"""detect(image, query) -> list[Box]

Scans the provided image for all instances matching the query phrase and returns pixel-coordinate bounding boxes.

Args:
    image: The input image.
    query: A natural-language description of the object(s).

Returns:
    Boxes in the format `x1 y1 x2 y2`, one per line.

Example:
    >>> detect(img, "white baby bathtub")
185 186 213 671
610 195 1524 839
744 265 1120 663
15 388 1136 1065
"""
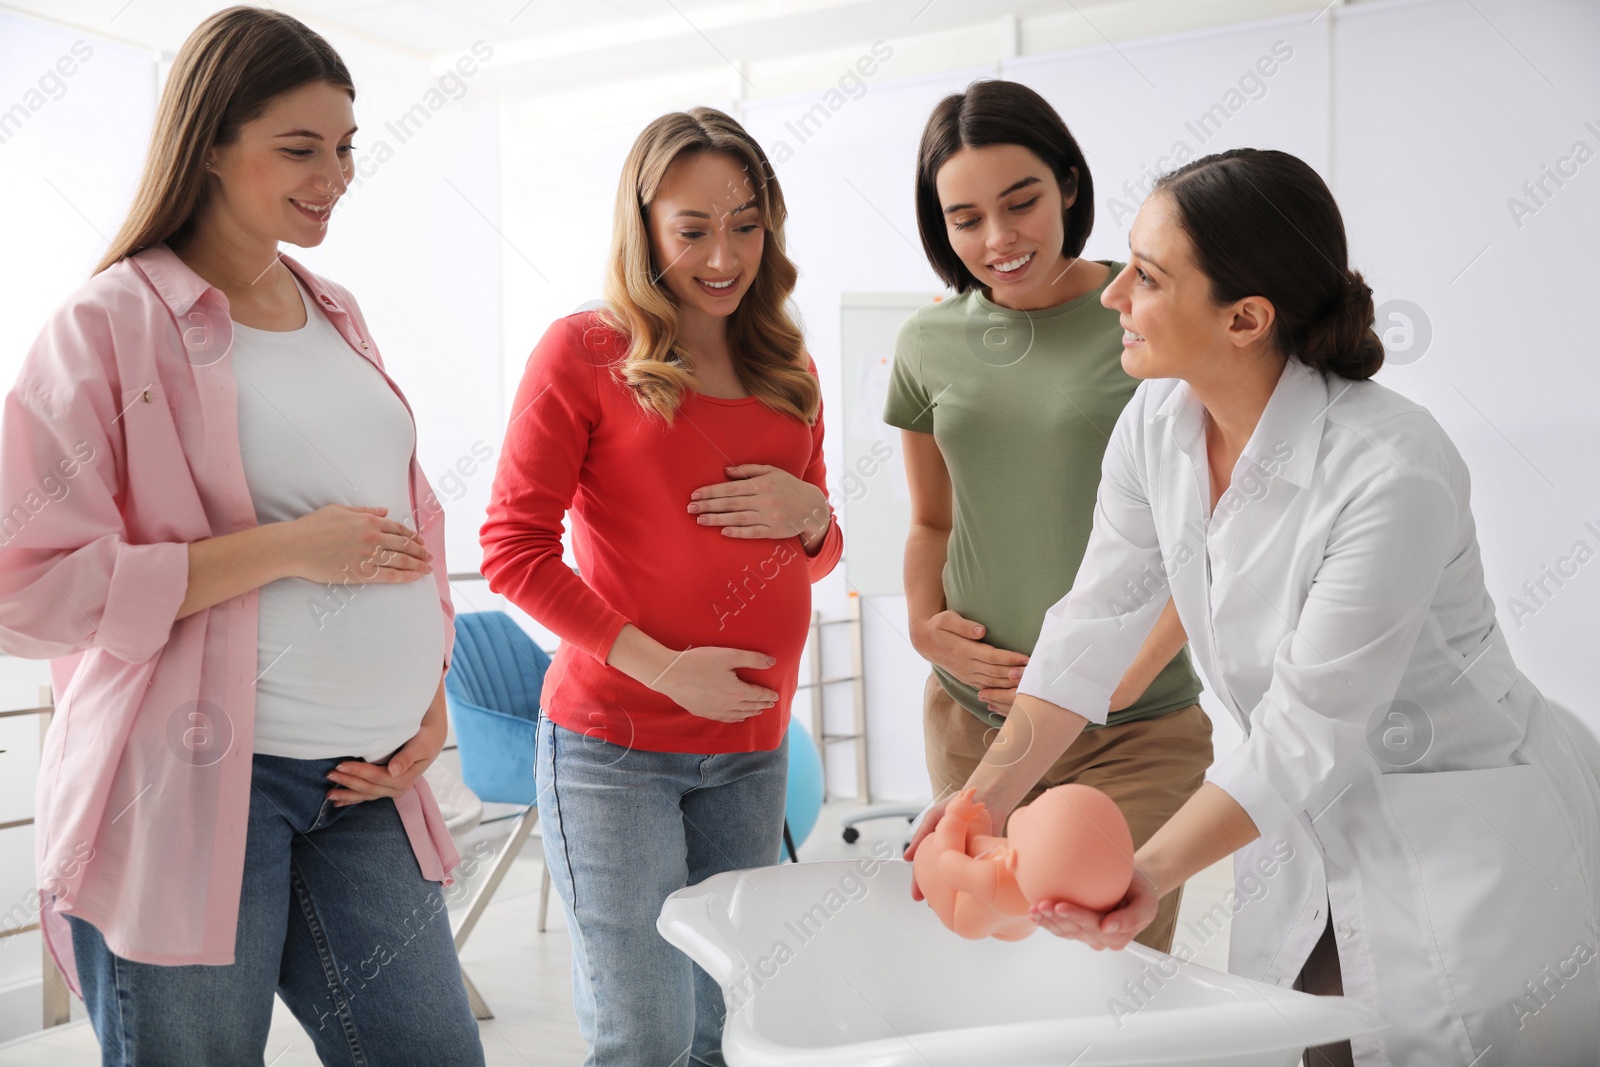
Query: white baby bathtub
657 859 1385 1067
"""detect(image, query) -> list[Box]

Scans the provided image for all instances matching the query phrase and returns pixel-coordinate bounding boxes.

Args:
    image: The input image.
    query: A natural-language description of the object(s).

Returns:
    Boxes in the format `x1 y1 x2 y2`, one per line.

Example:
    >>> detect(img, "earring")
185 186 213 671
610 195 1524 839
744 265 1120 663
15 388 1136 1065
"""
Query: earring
204 162 212 169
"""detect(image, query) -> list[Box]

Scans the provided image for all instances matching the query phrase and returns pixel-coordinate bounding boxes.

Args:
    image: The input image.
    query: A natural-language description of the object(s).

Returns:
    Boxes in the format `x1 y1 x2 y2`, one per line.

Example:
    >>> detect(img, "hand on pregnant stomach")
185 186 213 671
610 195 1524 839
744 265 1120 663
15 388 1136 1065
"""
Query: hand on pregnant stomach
912 610 1028 715
288 504 433 585
688 464 828 541
653 646 781 723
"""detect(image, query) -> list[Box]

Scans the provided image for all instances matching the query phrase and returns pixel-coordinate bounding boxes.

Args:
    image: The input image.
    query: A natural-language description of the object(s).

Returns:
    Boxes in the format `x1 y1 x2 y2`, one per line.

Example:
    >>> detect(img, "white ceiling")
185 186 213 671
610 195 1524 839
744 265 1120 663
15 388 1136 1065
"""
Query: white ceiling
3 0 1340 97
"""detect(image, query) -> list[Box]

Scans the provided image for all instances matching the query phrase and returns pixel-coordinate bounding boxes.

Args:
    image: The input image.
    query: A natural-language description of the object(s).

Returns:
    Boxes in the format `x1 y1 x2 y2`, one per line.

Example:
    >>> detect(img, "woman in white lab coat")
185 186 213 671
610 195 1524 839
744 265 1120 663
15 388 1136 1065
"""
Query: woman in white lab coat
905 148 1600 1066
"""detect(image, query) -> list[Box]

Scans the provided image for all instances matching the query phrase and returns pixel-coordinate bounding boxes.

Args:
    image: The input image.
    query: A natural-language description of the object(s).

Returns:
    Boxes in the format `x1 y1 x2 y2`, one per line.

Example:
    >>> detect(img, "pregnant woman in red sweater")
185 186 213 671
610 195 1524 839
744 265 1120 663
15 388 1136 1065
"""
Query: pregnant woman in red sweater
480 108 842 1065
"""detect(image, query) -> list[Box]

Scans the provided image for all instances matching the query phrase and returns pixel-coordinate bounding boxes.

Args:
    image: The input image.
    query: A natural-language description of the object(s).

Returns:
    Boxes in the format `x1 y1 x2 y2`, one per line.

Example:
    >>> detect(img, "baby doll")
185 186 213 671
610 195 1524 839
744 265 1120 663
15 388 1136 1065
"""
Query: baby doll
912 784 1134 940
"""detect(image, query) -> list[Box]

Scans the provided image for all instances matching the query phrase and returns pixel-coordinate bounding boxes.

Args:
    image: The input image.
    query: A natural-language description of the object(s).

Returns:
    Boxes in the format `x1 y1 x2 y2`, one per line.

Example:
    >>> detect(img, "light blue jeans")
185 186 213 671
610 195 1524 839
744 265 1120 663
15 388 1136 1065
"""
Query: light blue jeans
536 714 788 1067
68 753 485 1067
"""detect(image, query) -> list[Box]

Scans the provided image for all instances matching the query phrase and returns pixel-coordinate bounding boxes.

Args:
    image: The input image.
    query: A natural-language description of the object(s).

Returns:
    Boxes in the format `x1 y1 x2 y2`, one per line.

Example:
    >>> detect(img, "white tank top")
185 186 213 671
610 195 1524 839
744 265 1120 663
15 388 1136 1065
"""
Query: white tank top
231 278 444 761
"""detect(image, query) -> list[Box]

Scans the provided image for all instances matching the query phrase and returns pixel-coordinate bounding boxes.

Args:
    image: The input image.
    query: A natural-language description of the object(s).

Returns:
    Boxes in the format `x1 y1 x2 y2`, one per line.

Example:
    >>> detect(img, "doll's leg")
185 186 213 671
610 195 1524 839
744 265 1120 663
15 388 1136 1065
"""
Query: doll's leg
936 848 1001 903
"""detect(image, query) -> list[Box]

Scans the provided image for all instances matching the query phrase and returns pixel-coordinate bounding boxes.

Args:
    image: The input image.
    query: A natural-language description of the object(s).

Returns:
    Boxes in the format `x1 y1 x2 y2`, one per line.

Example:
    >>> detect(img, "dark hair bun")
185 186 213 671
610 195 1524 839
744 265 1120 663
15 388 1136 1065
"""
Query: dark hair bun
1297 269 1384 381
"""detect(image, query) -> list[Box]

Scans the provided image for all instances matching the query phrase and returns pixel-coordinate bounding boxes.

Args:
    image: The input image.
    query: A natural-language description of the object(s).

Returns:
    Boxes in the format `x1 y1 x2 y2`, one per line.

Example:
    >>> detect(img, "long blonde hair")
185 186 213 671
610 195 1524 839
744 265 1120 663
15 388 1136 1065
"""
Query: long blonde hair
602 108 818 424
94 6 353 275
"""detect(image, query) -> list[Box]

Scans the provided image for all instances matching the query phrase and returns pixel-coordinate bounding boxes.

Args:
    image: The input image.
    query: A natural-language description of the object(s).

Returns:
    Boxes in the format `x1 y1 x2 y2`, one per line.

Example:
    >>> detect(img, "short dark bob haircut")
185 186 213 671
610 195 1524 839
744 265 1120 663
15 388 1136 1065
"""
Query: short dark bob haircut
914 79 1095 293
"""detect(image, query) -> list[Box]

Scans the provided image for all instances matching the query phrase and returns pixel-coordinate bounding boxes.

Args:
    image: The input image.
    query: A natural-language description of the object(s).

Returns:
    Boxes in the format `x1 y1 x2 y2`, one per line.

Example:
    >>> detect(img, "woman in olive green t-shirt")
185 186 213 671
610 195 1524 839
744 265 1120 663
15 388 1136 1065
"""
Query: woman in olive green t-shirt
886 80 1210 953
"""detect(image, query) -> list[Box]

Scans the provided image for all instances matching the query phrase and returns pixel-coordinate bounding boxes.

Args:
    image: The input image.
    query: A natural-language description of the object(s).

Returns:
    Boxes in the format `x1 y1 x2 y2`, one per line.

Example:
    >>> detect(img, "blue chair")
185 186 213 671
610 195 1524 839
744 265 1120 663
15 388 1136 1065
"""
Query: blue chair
443 611 551 1020
446 611 548 809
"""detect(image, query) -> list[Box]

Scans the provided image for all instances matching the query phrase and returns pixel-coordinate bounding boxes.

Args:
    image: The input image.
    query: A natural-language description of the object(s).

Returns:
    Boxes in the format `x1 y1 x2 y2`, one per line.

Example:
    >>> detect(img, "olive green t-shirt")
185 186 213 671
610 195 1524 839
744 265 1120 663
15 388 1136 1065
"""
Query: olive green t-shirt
883 262 1202 730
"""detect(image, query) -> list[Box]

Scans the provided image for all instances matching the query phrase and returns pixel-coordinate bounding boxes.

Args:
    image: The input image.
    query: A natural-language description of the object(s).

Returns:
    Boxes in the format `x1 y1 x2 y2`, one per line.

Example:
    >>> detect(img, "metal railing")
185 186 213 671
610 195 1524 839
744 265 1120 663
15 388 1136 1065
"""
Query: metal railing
0 687 73 1029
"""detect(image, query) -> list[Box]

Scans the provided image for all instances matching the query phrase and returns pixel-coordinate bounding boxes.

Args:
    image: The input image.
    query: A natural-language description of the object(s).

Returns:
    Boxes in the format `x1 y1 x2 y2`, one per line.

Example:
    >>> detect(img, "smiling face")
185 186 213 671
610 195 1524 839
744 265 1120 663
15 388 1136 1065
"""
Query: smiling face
1101 191 1275 383
934 143 1077 310
202 80 356 250
646 150 764 322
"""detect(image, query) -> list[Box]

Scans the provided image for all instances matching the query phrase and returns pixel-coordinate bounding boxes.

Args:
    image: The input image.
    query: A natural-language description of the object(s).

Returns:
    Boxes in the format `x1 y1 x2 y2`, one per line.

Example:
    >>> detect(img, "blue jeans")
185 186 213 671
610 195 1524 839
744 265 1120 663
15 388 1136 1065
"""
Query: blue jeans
536 715 788 1067
68 753 485 1067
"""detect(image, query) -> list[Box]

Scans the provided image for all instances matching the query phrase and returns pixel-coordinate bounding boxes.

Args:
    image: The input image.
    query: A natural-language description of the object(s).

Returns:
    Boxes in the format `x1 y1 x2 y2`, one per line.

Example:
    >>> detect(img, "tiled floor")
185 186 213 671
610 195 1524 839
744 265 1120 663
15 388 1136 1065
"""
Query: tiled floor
0 801 1239 1066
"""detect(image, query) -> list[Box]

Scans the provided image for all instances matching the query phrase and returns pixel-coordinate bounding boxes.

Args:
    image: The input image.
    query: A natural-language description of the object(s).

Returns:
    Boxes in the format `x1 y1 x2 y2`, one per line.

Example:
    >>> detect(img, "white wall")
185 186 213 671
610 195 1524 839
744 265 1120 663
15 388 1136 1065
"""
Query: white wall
0 11 155 395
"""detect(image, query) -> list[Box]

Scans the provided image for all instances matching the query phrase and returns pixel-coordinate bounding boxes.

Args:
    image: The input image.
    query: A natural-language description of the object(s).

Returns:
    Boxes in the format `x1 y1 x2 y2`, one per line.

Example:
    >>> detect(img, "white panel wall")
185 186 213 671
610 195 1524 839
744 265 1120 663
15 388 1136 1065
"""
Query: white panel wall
1005 13 1331 250
1331 0 1600 721
0 12 156 408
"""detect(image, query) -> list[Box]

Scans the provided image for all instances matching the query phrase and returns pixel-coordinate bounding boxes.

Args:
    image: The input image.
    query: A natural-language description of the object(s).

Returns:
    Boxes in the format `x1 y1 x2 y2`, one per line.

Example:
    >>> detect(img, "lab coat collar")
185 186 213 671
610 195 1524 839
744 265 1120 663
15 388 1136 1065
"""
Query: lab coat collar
1153 379 1207 457
1241 358 1335 489
1152 358 1333 489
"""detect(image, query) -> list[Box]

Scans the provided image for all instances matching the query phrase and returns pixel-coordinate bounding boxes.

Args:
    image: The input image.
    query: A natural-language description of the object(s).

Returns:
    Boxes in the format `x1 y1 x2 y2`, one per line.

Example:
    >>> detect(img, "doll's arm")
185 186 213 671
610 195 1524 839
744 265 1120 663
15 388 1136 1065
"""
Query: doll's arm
968 835 1030 915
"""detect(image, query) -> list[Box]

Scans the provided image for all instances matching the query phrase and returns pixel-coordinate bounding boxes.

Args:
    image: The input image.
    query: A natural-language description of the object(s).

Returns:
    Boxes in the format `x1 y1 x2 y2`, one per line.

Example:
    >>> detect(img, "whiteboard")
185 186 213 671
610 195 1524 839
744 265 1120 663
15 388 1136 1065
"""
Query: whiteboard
839 292 945 597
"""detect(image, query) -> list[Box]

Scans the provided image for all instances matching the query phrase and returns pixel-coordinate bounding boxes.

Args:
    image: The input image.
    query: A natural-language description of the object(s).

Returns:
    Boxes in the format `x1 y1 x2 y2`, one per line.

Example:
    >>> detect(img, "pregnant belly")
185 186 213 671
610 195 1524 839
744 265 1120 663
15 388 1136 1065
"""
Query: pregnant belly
254 574 445 718
610 538 815 660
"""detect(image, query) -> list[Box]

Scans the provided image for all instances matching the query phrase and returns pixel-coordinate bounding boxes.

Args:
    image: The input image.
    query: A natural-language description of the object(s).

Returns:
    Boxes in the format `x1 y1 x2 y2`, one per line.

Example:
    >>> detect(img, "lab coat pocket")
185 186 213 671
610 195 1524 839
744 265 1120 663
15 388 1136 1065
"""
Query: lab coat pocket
1382 764 1599 1061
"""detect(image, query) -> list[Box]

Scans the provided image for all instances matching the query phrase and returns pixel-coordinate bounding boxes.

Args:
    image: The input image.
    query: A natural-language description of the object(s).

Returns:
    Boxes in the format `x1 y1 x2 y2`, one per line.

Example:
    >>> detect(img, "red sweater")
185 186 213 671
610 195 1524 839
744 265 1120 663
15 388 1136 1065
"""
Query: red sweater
481 313 843 754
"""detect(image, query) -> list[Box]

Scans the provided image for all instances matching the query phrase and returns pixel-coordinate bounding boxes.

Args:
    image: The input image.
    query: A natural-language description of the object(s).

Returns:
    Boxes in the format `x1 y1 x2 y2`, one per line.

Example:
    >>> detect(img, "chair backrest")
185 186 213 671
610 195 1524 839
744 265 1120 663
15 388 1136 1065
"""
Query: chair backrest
446 611 551 721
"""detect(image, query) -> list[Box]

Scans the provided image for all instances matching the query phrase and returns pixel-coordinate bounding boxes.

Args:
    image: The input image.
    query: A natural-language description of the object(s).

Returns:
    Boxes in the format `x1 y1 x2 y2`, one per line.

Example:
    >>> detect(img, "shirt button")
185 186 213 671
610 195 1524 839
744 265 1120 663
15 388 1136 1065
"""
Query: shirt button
1336 921 1354 939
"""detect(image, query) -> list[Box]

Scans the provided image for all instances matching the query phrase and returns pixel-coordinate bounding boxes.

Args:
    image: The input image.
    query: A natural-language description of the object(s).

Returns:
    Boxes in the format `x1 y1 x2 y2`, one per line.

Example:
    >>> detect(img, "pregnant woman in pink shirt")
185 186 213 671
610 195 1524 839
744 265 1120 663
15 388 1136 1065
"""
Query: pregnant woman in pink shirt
0 9 482 1065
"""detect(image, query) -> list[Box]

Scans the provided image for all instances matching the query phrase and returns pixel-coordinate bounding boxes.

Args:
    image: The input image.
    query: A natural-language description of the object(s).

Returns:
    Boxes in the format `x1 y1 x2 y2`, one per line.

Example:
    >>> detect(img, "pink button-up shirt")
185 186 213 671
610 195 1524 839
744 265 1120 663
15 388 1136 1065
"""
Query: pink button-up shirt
0 244 460 986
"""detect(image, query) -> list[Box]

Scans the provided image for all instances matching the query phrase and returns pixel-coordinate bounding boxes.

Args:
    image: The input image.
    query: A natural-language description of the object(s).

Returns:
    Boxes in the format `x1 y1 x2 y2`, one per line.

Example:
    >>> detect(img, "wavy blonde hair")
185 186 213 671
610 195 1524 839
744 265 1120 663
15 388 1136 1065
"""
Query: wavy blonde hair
602 107 818 424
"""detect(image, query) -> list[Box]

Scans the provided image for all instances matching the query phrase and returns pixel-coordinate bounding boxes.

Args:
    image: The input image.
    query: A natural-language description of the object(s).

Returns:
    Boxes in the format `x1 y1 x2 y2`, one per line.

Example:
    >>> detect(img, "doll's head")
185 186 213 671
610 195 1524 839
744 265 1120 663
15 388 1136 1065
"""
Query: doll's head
1006 784 1134 912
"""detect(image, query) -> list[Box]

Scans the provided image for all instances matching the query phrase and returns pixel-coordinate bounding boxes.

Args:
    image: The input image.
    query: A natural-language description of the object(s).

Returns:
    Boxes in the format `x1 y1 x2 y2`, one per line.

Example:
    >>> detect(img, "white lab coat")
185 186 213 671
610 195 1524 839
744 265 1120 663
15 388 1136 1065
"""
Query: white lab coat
1018 358 1600 1066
